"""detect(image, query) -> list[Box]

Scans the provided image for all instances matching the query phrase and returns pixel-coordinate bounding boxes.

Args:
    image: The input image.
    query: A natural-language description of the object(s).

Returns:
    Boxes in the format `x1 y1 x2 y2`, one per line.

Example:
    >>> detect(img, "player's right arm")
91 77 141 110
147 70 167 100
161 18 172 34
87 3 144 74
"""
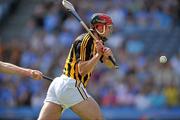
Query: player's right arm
78 40 104 76
0 61 42 80
78 53 101 76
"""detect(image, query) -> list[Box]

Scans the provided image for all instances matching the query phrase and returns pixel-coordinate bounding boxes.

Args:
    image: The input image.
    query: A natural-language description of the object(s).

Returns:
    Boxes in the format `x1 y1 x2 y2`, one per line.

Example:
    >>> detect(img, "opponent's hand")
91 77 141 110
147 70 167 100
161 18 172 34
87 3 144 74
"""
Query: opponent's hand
30 70 43 80
96 40 104 55
103 47 113 58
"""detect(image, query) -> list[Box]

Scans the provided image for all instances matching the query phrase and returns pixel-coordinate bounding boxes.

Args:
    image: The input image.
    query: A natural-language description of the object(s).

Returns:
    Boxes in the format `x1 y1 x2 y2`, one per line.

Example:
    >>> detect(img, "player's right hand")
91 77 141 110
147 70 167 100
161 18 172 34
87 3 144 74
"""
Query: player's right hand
96 40 104 55
102 47 113 58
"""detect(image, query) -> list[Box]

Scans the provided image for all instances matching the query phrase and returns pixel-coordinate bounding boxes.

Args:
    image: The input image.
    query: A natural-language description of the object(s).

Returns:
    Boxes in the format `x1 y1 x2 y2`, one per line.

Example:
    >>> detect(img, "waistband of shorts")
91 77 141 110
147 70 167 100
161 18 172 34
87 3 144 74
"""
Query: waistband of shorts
61 74 76 82
61 74 68 78
61 74 83 88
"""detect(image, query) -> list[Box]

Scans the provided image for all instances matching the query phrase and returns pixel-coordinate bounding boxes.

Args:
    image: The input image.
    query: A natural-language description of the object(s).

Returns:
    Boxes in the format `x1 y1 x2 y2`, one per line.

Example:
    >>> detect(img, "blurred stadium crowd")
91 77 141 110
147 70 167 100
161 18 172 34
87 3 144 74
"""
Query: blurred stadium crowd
0 0 180 111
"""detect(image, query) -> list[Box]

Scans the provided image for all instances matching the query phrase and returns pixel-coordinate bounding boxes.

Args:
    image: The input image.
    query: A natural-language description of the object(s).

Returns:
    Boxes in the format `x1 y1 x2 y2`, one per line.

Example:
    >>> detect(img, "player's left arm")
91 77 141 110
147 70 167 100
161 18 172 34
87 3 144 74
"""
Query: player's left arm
100 47 117 69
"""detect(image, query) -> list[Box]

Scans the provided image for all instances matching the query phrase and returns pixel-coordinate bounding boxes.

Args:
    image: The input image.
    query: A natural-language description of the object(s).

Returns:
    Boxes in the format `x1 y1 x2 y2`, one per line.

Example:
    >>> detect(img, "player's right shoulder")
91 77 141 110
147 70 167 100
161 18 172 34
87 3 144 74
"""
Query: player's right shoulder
75 33 87 42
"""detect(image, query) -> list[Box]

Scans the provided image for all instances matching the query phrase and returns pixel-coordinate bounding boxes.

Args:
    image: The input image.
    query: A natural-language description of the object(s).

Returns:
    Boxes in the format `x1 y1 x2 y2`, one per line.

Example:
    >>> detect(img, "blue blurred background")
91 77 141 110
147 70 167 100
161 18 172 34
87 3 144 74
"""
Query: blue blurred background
0 0 180 119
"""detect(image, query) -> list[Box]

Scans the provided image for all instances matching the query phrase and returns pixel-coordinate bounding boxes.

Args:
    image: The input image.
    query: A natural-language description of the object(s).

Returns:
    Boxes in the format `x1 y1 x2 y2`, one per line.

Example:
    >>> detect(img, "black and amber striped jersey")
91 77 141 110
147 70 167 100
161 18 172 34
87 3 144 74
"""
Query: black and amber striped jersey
63 33 97 88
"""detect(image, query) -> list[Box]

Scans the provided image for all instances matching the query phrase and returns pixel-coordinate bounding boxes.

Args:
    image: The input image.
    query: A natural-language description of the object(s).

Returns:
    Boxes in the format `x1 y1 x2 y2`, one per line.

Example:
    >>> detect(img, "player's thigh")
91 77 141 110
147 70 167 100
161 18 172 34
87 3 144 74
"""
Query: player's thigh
38 101 63 120
71 97 103 120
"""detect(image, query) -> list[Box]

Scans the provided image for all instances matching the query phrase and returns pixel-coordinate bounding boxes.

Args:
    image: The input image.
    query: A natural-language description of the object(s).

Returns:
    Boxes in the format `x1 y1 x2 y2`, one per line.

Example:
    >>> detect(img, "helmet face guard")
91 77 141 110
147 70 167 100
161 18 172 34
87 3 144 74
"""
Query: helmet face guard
91 13 113 42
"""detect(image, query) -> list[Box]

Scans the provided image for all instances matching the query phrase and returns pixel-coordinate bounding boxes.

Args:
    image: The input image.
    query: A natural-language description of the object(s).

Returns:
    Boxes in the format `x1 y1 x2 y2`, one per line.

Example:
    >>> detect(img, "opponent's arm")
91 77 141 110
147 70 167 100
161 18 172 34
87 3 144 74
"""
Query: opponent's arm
0 61 42 80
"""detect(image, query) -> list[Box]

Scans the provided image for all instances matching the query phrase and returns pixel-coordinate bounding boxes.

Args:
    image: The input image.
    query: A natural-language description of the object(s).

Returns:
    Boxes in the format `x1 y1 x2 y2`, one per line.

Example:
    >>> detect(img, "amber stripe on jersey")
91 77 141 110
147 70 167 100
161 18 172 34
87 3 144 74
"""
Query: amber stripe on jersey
80 34 90 61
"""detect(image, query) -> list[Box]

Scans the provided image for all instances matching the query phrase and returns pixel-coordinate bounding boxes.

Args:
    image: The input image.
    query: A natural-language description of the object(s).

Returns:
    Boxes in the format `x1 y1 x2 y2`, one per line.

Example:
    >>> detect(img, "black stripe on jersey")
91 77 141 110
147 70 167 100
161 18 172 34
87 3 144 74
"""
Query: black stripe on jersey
83 74 88 85
80 34 90 61
67 47 74 76
85 38 93 60
67 63 71 77
69 47 74 62
74 40 81 62
78 73 82 82
73 62 77 80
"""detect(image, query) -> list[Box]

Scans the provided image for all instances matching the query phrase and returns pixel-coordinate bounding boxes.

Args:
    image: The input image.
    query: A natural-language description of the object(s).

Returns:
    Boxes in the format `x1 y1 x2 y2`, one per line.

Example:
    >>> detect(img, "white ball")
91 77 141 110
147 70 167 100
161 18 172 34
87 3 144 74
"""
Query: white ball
159 56 167 63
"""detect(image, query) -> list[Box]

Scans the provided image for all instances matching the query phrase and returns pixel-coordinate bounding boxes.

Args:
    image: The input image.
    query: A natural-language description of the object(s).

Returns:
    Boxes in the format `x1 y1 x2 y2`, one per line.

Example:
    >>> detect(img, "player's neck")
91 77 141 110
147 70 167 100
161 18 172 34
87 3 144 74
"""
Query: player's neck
93 32 101 40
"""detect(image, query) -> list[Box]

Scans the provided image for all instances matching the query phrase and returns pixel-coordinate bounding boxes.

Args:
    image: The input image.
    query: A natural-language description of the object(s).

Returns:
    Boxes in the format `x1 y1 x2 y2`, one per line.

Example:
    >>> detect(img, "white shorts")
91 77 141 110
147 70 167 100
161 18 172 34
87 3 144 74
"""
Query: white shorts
44 74 90 110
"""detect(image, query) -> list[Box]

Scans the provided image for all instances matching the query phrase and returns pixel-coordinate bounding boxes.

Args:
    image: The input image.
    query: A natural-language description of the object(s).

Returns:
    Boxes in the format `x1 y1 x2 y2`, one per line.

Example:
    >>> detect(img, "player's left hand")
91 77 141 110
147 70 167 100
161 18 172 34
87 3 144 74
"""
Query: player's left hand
103 47 113 58
96 40 105 55
31 70 43 80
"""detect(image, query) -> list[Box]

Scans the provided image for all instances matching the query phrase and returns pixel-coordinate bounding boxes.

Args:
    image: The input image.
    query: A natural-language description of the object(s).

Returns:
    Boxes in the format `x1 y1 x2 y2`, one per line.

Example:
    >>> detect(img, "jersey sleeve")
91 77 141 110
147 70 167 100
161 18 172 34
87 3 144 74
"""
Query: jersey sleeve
74 34 93 62
75 42 81 62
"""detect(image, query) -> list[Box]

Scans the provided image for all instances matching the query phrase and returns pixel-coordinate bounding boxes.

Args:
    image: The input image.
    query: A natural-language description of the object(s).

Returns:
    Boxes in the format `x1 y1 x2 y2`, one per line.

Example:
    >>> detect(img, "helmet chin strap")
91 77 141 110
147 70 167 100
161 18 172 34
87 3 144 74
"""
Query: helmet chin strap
95 25 106 35
93 25 108 42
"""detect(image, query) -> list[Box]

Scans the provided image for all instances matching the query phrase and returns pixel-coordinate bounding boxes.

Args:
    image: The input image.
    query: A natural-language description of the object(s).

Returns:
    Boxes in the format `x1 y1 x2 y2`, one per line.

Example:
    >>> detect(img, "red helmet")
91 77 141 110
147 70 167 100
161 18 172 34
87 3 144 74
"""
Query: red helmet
91 13 113 26
90 13 113 41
